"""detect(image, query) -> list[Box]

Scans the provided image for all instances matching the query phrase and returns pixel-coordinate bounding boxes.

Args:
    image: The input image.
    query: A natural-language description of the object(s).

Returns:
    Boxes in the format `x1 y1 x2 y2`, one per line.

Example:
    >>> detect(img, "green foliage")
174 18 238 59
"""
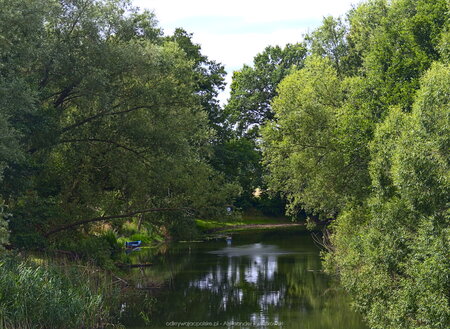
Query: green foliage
262 57 371 218
0 0 238 251
346 0 388 70
439 27 450 63
326 62 450 329
252 192 286 217
358 0 448 111
54 233 121 269
211 138 261 203
260 2 450 328
305 16 354 75
0 201 9 250
226 43 307 136
0 254 114 328
166 28 227 140
168 215 199 241
220 41 309 212
217 43 308 209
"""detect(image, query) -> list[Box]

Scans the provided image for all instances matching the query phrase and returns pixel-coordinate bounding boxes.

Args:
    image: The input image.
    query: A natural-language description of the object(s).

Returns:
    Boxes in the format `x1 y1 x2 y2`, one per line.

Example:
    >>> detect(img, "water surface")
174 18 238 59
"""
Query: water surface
121 229 368 329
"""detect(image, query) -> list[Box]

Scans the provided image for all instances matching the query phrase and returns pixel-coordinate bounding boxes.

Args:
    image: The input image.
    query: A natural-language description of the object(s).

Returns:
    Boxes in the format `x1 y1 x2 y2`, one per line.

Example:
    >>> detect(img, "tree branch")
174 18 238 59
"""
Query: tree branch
54 84 78 108
28 137 152 167
59 138 146 159
44 207 191 237
60 100 187 134
60 105 152 133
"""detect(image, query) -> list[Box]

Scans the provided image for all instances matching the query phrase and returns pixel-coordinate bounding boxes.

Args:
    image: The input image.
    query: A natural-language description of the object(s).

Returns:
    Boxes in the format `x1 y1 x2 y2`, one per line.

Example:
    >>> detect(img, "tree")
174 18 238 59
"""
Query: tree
359 0 448 112
167 28 228 141
327 62 450 329
0 0 238 246
345 0 388 73
262 57 372 219
219 43 307 209
225 43 307 137
210 138 261 207
305 16 353 76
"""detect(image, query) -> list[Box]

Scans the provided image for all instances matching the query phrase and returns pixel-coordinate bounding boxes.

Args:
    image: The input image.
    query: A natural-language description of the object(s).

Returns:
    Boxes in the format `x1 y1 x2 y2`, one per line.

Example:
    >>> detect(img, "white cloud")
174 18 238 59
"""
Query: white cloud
132 0 358 103
134 0 358 24
198 27 309 68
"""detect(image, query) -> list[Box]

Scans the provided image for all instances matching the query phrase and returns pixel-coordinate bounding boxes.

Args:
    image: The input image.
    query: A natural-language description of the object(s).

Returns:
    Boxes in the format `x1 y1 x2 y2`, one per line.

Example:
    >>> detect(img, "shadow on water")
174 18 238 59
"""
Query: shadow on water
120 228 368 329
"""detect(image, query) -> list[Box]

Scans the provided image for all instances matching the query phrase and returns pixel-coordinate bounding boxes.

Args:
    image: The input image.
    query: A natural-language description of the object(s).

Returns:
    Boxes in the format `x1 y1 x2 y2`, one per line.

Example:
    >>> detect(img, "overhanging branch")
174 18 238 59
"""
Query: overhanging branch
44 207 191 237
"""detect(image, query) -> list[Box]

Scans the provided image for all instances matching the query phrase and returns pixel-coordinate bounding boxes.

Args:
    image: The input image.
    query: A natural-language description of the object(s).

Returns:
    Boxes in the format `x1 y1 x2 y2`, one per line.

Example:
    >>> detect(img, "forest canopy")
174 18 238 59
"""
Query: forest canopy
0 0 239 249
256 0 449 328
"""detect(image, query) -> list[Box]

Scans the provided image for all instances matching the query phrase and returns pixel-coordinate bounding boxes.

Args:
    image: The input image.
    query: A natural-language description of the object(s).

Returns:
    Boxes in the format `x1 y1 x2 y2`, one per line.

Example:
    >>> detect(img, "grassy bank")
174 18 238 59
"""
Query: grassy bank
0 253 120 329
196 209 298 234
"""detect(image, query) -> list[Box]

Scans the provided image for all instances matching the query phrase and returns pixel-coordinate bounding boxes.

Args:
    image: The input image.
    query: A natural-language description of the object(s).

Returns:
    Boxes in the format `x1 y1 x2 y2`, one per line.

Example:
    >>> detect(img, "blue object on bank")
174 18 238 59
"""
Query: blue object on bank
226 236 232 245
125 240 142 248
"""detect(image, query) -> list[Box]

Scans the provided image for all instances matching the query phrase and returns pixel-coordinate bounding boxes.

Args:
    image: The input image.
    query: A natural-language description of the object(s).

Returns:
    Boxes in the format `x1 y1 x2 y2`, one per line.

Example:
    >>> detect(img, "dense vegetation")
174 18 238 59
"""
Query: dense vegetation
0 0 240 251
257 0 449 328
0 0 448 328
0 254 116 328
0 0 239 326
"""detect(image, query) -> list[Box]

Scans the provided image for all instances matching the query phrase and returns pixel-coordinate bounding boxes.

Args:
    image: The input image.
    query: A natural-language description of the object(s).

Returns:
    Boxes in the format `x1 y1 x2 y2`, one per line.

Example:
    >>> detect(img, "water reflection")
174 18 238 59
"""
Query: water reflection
192 246 285 313
122 230 368 329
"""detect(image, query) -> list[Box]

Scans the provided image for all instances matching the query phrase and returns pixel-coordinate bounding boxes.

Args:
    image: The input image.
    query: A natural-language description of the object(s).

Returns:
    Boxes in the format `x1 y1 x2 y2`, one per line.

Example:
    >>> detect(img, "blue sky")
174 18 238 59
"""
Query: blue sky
133 0 360 102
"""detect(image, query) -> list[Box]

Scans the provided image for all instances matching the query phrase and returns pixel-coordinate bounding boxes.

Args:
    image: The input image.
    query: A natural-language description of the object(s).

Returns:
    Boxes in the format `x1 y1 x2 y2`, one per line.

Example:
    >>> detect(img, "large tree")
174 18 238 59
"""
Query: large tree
305 16 353 76
262 57 372 219
166 28 228 141
219 44 307 209
0 0 238 247
327 62 449 329
225 43 307 137
261 0 450 328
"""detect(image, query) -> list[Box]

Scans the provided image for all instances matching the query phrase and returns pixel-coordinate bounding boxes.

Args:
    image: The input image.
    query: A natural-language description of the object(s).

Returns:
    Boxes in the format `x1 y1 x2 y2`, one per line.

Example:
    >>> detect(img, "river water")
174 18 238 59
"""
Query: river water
121 228 368 329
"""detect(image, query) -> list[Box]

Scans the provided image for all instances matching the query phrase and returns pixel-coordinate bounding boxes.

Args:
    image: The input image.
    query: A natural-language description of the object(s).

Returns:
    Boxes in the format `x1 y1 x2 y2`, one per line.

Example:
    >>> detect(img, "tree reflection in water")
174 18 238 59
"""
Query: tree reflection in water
122 230 368 329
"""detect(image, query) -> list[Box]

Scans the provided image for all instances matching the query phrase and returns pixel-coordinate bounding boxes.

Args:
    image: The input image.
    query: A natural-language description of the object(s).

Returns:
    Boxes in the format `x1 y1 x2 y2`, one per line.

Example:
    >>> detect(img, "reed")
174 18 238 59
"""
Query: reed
0 253 120 329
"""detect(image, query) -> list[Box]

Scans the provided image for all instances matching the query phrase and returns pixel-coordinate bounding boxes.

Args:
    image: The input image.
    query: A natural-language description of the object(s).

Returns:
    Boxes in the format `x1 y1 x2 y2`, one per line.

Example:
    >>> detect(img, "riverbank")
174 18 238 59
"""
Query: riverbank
196 209 301 232
0 252 120 329
0 213 307 328
203 222 304 234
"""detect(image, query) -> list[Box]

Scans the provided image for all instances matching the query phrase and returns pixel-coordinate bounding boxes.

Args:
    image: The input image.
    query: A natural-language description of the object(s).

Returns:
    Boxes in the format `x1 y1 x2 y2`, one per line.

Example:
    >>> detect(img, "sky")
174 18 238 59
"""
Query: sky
132 0 360 103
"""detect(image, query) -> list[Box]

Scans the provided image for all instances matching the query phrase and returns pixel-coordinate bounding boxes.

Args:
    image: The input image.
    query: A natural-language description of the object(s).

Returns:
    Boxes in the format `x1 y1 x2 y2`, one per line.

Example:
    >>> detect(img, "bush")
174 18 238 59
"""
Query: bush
169 216 199 241
53 232 122 269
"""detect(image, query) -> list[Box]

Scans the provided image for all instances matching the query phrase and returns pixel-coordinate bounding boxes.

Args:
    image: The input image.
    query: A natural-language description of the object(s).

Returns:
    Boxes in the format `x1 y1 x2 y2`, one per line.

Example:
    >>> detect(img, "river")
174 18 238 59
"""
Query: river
120 228 368 329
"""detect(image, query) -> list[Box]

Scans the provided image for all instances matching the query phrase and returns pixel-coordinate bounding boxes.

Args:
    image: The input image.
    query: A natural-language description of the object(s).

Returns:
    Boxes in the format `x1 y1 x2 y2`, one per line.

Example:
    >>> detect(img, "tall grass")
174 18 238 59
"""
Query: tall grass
0 253 119 329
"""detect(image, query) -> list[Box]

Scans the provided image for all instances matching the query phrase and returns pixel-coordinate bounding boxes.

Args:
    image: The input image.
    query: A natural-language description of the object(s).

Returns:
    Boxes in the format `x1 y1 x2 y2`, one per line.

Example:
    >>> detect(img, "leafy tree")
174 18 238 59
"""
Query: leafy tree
345 0 388 72
261 2 449 327
262 57 372 218
359 0 448 111
167 28 228 140
220 43 307 209
0 0 238 247
326 62 450 329
226 43 307 137
0 81 23 248
305 16 353 76
210 138 260 206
